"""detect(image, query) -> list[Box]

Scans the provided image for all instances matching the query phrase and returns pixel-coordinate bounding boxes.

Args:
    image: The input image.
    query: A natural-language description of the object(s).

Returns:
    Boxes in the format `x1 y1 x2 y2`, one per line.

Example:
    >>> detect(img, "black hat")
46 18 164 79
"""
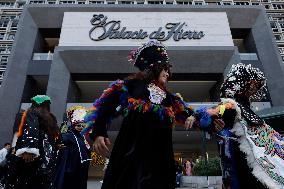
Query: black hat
220 63 266 101
128 40 170 71
220 63 267 125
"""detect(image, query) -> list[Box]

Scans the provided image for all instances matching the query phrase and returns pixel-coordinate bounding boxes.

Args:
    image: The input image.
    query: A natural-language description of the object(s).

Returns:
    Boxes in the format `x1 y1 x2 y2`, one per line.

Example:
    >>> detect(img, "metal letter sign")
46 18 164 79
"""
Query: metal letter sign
89 14 205 41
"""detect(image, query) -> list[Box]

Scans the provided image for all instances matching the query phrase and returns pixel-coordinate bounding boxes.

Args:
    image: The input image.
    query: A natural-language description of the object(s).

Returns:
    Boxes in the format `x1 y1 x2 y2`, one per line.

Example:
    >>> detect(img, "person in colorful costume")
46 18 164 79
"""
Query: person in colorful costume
83 40 198 189
54 106 91 189
196 63 284 189
5 95 60 189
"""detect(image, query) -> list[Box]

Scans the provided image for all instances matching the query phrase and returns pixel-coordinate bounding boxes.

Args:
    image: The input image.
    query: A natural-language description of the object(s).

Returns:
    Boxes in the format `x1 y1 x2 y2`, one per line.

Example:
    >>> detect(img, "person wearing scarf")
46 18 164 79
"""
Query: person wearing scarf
83 40 198 189
54 106 91 189
5 95 60 189
194 63 284 189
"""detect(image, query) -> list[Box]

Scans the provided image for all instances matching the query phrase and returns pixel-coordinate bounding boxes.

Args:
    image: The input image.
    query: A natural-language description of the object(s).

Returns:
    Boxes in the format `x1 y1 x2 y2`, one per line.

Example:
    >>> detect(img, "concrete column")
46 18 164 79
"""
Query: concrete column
223 47 241 76
252 9 284 106
0 9 38 145
67 78 81 103
209 78 223 101
46 49 72 124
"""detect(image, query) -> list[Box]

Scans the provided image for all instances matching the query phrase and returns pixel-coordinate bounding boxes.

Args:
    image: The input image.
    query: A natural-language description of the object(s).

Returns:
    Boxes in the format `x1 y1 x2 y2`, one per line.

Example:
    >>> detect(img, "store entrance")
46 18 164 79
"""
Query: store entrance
67 75 222 179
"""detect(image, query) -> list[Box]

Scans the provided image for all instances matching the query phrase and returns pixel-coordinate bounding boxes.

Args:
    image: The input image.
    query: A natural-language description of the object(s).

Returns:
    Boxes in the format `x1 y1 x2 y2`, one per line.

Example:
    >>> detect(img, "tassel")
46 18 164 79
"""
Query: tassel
17 111 27 137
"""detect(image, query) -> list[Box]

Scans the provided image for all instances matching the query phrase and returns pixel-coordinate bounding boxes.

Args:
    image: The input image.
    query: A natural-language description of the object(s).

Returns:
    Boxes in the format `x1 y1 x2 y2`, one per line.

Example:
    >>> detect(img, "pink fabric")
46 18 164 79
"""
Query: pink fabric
185 161 192 176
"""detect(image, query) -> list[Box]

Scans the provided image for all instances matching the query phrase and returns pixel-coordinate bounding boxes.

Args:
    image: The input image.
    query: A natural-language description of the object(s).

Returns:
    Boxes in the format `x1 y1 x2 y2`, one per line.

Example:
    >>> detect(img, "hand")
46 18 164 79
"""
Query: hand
185 116 196 129
22 152 35 163
93 136 111 157
206 107 220 116
56 143 66 150
214 119 225 132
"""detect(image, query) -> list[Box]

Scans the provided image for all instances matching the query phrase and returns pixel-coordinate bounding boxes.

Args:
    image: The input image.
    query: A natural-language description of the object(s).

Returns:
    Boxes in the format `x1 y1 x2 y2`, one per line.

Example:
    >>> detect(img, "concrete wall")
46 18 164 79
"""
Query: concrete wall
0 5 283 145
181 176 222 189
59 12 233 47
0 9 39 144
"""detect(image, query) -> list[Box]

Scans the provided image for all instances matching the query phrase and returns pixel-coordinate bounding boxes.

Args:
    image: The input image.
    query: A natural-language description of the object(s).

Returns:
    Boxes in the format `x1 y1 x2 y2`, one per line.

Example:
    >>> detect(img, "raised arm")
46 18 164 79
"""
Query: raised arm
172 93 194 126
193 99 239 133
83 80 127 139
83 80 128 156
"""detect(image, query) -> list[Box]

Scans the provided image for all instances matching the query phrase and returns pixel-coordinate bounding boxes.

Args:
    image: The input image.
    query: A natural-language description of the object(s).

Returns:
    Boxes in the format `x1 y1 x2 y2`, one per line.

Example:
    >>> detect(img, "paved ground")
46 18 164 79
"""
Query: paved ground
88 180 103 188
87 180 216 189
0 180 216 189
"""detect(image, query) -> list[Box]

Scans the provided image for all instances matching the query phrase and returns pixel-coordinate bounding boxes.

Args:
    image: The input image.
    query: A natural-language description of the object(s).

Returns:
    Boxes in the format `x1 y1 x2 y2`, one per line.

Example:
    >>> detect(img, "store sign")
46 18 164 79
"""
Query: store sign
89 14 205 41
59 12 233 46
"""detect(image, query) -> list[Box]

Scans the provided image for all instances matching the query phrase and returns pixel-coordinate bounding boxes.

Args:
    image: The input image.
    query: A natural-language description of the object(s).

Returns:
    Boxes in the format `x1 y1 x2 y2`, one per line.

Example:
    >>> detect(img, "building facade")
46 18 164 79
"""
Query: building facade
0 4 284 175
0 0 284 85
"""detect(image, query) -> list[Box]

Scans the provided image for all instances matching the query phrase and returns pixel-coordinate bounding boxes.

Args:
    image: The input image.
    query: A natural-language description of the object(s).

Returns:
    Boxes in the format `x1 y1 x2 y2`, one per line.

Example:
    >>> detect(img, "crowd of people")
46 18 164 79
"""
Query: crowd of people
0 40 283 189
0 97 91 189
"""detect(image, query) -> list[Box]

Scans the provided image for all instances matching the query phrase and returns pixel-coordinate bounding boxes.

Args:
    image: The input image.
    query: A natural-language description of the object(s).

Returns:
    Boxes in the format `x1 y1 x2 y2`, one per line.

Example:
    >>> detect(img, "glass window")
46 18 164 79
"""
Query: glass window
148 1 163 4
0 56 8 62
29 0 45 4
119 1 134 4
234 1 249 5
0 47 5 53
194 1 203 5
223 2 232 5
272 4 284 9
0 34 5 40
0 47 10 53
0 71 5 78
0 19 9 27
0 62 7 69
270 21 279 32
177 1 192 4
89 1 104 3
11 20 18 29
279 22 284 31
275 34 281 40
264 4 270 9
279 49 282 54
1 16 16 20
7 34 15 40
59 0 76 3
0 2 14 7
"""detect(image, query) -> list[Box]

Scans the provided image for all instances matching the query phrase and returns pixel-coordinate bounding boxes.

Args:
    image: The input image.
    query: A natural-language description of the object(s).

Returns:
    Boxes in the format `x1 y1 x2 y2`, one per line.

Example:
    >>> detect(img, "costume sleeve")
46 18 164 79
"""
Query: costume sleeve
193 106 213 131
83 80 128 140
194 99 239 132
15 111 40 157
172 93 194 125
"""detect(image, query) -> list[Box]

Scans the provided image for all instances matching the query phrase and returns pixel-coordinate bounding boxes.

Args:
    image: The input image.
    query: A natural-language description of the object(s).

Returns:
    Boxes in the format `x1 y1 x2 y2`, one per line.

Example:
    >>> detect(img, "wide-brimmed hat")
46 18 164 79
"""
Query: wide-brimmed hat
128 40 170 71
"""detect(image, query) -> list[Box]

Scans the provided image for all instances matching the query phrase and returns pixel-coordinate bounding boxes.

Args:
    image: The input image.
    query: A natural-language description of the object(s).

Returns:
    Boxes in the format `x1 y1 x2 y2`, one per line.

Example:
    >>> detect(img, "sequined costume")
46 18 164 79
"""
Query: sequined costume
199 63 284 189
54 106 91 189
5 95 59 189
84 79 193 189
83 40 193 189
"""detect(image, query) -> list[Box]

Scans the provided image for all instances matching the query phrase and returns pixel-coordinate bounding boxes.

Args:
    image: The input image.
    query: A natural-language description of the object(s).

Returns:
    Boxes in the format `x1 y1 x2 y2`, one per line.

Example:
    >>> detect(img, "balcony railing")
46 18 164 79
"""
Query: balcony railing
32 53 53 60
239 53 259 60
